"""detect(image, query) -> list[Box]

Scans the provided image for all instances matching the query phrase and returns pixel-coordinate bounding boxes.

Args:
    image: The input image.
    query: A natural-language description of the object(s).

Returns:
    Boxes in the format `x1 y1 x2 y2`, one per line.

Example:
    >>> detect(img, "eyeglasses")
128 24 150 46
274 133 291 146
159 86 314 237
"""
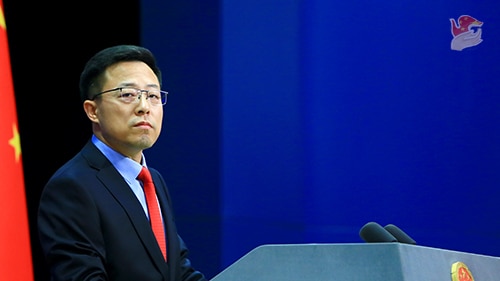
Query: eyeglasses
92 87 168 105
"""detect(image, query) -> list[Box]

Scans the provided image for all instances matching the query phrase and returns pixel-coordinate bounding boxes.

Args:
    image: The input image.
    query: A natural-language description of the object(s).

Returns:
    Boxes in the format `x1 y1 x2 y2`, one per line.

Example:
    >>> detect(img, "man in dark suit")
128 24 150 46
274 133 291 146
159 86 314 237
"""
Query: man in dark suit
38 45 207 281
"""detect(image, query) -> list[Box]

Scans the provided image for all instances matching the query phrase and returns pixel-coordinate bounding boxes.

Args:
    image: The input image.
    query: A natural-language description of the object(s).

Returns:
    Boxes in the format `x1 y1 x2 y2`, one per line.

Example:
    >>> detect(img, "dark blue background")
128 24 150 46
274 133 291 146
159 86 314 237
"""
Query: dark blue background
142 1 500 279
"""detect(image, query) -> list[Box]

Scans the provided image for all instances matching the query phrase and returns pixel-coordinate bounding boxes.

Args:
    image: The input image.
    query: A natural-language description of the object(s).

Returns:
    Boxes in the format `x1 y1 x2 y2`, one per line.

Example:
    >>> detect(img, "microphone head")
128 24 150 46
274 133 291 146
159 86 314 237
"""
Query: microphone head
384 224 417 245
359 222 398 243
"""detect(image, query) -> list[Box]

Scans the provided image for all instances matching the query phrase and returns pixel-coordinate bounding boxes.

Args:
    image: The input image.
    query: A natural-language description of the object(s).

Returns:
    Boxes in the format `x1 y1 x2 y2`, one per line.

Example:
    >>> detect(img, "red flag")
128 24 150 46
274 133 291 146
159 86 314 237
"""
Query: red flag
0 1 34 280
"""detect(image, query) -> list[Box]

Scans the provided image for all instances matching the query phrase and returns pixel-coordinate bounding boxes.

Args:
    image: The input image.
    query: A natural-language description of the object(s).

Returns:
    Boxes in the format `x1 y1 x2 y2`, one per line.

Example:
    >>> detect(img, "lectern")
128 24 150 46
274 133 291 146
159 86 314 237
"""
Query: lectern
211 243 500 281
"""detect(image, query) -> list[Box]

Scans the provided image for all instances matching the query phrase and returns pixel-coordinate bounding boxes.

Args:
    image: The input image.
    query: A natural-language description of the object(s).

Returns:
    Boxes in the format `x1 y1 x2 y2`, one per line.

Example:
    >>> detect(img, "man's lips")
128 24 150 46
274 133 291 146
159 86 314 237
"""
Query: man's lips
135 121 153 128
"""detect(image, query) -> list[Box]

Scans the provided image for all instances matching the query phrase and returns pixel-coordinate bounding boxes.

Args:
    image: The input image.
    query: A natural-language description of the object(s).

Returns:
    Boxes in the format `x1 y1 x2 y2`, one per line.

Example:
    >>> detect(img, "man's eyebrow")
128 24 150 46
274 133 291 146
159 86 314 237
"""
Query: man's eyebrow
118 83 160 89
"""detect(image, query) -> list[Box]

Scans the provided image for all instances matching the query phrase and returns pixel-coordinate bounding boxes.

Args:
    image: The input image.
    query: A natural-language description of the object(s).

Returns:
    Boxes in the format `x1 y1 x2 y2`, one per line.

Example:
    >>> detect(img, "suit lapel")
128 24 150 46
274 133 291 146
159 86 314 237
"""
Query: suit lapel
150 169 179 276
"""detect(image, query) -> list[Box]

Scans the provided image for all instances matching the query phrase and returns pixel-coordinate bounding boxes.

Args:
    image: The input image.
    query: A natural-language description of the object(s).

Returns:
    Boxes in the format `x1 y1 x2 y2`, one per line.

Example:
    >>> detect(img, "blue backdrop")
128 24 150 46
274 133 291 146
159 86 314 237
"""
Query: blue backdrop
142 1 500 279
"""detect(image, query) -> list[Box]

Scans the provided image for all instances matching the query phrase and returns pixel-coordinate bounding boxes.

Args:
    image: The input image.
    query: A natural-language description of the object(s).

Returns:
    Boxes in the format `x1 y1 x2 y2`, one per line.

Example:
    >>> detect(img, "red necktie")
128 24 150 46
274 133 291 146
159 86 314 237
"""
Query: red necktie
138 167 167 261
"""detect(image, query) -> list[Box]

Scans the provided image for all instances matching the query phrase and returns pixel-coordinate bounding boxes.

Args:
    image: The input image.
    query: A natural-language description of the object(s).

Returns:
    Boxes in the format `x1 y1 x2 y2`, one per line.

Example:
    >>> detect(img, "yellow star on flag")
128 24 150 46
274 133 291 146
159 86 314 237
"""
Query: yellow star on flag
0 5 5 29
8 123 22 162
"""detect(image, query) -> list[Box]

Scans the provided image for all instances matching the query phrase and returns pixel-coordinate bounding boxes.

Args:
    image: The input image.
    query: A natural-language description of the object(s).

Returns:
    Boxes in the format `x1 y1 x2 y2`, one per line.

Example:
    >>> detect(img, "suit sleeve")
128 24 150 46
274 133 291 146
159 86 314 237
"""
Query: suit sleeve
38 175 108 280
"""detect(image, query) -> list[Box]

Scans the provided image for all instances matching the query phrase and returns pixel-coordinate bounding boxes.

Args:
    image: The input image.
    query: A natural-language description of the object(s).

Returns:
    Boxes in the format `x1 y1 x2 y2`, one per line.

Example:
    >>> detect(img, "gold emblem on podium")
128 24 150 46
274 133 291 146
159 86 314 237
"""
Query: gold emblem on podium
451 261 474 281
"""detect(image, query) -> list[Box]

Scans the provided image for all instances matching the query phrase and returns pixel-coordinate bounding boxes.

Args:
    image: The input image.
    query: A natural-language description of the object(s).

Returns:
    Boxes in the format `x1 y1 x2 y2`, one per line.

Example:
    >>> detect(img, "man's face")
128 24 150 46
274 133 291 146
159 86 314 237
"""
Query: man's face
86 61 164 160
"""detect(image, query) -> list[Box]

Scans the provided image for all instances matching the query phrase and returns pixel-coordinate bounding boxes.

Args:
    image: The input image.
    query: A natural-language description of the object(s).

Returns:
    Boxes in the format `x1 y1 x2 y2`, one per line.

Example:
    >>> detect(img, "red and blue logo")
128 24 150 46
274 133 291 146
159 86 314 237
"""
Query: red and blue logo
449 15 483 51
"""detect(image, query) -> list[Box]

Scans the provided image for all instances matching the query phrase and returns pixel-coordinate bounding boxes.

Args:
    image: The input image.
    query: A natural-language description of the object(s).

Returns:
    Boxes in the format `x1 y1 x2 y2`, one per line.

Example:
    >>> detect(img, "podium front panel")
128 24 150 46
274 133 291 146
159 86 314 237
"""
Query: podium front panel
211 243 500 281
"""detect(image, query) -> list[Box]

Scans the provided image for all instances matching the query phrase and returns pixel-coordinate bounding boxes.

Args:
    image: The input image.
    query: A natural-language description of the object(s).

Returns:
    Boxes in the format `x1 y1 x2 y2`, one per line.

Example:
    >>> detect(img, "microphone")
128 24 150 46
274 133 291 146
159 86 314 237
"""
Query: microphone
359 222 397 243
384 224 417 245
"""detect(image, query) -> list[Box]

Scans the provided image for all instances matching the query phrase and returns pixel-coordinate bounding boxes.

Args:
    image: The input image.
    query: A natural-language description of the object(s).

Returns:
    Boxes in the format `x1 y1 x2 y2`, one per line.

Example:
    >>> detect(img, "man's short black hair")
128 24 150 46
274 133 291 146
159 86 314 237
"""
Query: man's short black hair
79 45 162 103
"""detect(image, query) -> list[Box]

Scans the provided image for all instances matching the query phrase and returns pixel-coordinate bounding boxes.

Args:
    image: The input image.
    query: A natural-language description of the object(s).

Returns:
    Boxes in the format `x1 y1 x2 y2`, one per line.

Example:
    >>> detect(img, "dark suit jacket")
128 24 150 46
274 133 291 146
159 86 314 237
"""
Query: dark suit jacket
38 140 207 281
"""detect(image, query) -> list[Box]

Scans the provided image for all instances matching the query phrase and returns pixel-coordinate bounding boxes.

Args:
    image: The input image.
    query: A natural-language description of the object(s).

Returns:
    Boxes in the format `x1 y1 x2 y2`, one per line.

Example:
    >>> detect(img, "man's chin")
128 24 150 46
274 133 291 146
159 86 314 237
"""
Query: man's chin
136 135 156 149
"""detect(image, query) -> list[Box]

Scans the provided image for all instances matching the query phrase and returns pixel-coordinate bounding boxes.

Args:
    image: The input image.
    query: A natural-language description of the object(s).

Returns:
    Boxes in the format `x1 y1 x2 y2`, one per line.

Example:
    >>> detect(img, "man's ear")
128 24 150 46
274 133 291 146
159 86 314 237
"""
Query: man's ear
83 100 99 122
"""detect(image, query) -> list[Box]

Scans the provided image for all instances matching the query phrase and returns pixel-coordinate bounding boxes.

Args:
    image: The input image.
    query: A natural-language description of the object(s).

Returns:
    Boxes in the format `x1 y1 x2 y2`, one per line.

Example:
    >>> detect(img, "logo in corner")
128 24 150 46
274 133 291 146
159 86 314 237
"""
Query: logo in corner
451 261 474 281
449 15 483 51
